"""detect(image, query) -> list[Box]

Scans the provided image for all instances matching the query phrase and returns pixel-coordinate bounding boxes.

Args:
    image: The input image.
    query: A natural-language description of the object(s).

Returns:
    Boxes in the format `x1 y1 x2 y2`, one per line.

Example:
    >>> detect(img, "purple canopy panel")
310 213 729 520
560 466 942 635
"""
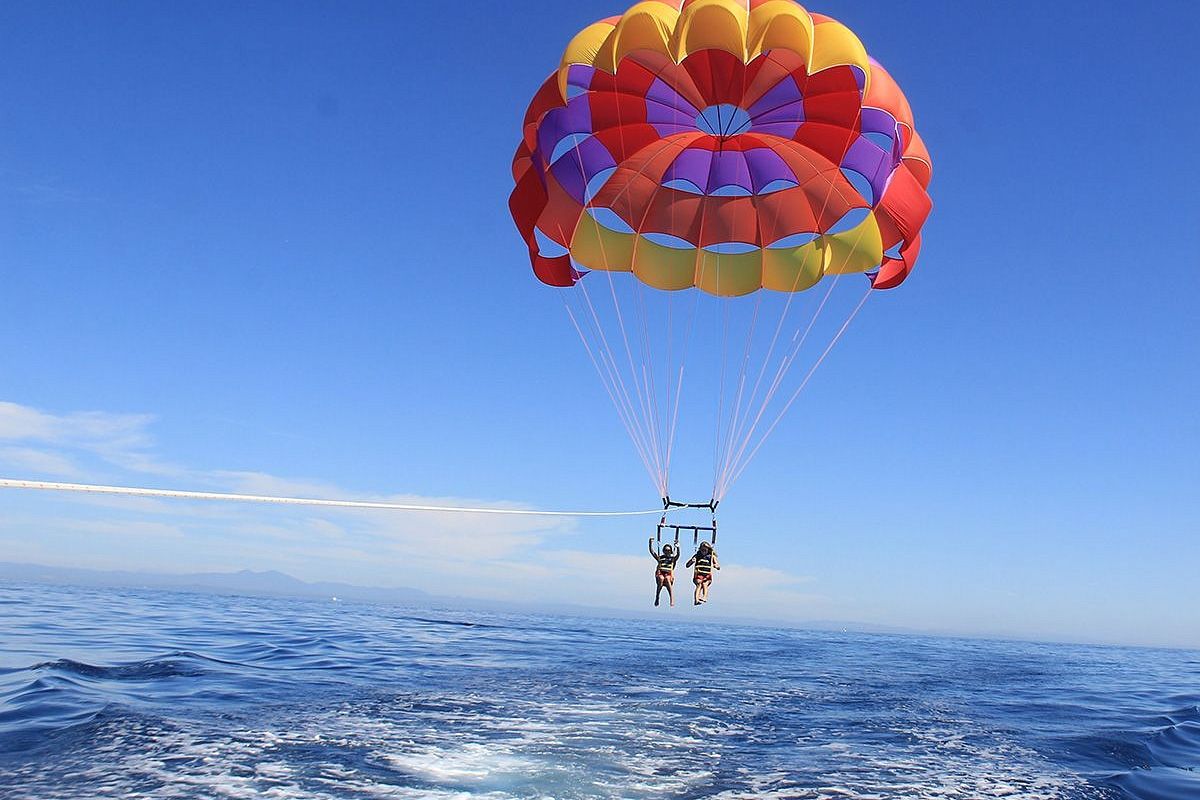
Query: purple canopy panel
664 148 715 192
751 100 806 127
850 64 866 91
652 122 702 138
646 101 700 130
860 107 897 137
751 121 802 139
843 138 893 205
747 78 804 121
743 148 796 193
551 136 617 203
706 150 754 194
538 96 594 164
567 64 597 94
647 78 700 115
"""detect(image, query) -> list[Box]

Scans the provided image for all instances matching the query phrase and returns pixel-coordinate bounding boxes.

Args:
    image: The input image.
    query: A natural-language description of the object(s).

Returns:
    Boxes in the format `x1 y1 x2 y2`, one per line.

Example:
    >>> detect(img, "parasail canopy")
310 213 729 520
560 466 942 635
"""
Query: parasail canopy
510 0 933 503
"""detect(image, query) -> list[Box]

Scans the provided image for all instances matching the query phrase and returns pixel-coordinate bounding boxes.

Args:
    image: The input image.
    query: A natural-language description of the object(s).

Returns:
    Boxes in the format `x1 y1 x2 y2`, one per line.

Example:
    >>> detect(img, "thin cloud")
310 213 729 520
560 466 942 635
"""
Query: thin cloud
0 401 176 476
0 399 821 615
0 513 186 541
0 446 81 478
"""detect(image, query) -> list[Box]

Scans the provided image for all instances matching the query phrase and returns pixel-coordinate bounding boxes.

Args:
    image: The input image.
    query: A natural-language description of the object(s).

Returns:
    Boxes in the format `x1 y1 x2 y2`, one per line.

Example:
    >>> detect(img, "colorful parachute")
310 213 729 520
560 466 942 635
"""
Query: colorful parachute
510 0 932 502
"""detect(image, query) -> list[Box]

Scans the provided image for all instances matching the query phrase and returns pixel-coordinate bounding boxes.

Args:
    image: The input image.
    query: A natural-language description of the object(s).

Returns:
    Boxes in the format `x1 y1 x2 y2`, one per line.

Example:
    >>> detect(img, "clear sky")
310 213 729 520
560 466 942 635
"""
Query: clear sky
1 1 1197 648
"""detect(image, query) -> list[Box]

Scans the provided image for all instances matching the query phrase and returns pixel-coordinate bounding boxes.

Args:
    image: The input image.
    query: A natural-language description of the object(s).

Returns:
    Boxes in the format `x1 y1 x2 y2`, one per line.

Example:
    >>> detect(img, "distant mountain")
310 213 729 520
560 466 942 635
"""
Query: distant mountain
0 562 428 606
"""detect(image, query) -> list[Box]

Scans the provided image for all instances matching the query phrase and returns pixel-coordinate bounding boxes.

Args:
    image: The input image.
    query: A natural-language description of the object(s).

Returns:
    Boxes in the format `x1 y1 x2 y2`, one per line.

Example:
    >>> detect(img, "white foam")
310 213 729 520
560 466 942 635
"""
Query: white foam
381 743 540 784
1 687 1099 800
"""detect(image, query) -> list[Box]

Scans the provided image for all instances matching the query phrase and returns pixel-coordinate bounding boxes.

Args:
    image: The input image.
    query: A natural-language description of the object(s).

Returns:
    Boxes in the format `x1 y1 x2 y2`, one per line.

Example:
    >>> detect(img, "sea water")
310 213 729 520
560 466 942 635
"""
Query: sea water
0 581 1196 799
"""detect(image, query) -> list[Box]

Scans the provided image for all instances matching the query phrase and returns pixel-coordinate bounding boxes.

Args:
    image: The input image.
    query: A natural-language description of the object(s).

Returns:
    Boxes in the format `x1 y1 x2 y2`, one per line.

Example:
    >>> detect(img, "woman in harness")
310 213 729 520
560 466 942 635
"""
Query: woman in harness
648 538 679 607
686 541 720 605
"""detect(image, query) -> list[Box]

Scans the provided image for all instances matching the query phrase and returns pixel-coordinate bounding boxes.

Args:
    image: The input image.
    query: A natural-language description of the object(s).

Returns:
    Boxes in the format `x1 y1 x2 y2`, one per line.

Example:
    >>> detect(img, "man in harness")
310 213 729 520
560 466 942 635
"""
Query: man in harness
686 541 720 605
648 538 679 607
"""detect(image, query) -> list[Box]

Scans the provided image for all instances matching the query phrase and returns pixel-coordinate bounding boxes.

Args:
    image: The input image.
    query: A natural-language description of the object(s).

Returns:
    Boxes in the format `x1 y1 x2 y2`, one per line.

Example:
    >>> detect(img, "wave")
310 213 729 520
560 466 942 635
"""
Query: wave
399 614 504 629
30 656 209 681
1143 705 1200 766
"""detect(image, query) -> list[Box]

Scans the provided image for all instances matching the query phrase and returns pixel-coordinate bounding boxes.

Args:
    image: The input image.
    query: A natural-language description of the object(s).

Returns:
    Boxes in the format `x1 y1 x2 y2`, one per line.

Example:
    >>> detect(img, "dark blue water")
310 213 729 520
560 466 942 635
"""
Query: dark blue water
0 582 1196 799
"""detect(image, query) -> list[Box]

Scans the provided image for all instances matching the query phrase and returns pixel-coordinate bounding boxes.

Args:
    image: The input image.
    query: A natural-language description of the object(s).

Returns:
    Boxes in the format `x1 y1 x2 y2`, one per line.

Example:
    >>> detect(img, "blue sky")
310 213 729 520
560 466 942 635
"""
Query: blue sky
1 1 1197 648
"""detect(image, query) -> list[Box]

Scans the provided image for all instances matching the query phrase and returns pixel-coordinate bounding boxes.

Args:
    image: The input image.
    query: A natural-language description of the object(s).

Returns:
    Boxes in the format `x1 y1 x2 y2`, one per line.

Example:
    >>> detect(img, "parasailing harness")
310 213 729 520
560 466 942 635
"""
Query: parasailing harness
656 496 719 548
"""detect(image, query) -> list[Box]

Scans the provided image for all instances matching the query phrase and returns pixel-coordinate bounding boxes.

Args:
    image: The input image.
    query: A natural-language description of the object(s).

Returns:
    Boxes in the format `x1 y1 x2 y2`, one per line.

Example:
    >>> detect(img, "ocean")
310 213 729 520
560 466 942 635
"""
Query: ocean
0 581 1196 799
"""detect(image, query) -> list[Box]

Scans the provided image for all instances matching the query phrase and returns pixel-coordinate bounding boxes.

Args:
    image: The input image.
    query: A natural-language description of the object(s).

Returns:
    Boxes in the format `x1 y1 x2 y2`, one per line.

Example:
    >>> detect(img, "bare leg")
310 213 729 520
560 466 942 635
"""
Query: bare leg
666 575 675 607
654 575 665 606
693 579 701 605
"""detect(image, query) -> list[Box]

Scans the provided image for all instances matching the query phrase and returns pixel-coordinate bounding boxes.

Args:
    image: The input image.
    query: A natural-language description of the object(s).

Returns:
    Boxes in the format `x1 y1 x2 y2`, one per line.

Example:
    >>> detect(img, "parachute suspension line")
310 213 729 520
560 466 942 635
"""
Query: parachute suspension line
714 291 763 500
722 285 873 495
665 355 686 492
664 276 702 496
717 274 842 497
663 198 717 501
711 272 827 501
576 276 664 495
635 276 671 495
566 306 654 486
722 197 880 496
603 265 666 489
631 274 678 497
566 137 671 494
565 303 662 491
712 275 802 497
715 291 824 499
712 301 733 500
665 288 675 491
715 232 838 497
659 286 699 498
632 277 664 487
0 479 667 517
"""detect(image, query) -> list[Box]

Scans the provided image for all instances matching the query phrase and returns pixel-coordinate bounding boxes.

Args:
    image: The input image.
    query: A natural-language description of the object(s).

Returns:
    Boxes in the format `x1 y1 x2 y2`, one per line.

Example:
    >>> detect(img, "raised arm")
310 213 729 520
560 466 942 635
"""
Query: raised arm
648 538 658 558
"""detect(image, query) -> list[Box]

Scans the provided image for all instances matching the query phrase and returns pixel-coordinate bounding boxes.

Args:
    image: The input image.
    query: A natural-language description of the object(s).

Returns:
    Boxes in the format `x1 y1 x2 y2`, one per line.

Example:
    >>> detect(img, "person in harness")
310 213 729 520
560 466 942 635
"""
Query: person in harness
648 538 680 607
686 541 720 605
